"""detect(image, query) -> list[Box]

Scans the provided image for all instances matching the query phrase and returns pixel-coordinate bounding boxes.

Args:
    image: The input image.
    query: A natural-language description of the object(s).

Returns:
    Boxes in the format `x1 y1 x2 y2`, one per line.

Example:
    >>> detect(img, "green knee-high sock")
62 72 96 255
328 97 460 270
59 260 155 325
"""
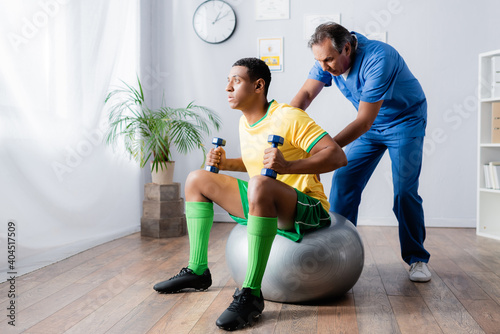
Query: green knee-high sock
242 215 278 297
186 201 214 275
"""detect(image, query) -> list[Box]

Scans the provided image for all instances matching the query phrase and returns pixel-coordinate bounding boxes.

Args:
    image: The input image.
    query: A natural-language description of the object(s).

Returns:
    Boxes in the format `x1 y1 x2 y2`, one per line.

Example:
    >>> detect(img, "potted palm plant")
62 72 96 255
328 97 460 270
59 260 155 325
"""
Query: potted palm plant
104 77 221 184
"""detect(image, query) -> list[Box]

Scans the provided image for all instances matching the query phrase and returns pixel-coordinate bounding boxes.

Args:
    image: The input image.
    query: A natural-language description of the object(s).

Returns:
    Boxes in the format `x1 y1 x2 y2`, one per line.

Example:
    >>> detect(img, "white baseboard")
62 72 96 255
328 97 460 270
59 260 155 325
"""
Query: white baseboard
357 217 476 228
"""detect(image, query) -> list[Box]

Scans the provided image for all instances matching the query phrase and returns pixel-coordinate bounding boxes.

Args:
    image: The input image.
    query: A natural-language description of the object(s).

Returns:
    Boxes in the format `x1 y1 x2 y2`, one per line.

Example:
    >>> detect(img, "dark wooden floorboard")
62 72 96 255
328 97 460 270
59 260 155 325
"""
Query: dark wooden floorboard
317 294 358 334
353 229 402 334
1 224 499 334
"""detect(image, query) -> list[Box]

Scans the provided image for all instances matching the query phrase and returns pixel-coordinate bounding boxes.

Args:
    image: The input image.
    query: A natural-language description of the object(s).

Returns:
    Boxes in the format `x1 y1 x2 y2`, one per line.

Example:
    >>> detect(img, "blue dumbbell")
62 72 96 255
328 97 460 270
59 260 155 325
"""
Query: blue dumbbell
261 135 284 179
205 137 226 173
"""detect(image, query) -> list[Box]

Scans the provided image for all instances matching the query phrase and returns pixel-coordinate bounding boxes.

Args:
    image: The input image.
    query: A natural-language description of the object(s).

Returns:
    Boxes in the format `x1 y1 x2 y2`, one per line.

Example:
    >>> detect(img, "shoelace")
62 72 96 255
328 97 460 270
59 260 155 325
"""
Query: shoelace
168 267 190 281
410 262 423 271
227 290 250 312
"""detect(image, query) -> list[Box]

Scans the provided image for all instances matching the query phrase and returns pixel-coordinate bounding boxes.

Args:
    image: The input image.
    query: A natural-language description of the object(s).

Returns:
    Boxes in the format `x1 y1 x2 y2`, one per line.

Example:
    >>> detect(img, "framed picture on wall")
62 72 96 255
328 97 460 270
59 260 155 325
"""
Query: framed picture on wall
255 0 289 20
258 37 283 72
304 14 341 40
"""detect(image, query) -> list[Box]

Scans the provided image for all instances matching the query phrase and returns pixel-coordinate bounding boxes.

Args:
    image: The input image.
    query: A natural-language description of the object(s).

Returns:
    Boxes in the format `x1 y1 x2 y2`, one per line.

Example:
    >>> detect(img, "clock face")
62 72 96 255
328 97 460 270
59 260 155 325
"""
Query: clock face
193 0 237 44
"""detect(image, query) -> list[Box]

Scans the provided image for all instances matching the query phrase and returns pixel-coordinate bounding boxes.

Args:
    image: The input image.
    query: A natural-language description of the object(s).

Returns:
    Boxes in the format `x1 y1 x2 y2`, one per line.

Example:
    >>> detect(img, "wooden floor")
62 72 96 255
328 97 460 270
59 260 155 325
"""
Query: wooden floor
2 223 500 334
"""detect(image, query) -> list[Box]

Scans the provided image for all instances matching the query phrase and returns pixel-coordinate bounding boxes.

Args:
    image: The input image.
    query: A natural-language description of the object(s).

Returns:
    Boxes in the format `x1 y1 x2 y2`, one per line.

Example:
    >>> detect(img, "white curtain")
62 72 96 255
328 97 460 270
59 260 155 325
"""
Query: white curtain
0 0 142 279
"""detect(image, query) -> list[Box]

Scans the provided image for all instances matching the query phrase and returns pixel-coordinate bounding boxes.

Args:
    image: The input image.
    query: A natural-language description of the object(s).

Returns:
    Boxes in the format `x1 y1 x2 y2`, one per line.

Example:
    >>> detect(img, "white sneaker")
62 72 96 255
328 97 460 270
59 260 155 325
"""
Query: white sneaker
409 261 431 282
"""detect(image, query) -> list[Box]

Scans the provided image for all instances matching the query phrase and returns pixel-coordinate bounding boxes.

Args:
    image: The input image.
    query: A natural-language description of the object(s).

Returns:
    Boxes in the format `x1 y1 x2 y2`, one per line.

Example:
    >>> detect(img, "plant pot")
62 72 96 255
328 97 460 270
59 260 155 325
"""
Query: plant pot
151 161 175 185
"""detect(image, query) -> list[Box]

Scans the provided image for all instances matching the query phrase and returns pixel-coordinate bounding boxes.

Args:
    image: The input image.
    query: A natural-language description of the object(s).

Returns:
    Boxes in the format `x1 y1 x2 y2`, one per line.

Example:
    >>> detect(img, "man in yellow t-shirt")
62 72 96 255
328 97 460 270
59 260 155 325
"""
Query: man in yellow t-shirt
233 99 333 241
153 58 347 331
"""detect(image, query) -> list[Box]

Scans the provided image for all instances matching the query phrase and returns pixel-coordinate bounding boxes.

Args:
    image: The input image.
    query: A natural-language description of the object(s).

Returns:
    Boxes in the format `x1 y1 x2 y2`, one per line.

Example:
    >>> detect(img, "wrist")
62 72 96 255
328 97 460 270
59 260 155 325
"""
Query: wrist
281 160 293 174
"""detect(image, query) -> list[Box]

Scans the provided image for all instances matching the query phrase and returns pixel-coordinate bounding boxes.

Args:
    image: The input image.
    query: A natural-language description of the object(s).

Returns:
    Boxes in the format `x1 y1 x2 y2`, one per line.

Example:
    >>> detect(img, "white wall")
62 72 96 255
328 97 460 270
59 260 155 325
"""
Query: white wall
143 0 500 227
0 0 142 279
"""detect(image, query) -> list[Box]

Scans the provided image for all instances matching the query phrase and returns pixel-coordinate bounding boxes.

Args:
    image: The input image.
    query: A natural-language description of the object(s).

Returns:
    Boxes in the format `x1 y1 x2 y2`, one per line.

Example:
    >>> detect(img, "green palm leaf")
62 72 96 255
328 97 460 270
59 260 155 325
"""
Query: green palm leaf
104 76 222 172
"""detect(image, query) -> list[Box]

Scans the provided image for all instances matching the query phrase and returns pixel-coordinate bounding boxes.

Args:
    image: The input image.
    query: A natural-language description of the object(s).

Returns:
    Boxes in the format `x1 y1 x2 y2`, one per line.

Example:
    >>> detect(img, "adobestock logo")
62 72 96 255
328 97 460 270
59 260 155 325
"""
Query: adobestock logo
7 0 72 51
364 0 404 35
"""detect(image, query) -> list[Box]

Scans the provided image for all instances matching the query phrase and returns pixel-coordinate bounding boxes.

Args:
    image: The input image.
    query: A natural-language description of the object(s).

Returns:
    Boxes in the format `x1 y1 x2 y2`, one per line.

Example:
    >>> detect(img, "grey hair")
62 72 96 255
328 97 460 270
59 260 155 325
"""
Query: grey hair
308 22 357 56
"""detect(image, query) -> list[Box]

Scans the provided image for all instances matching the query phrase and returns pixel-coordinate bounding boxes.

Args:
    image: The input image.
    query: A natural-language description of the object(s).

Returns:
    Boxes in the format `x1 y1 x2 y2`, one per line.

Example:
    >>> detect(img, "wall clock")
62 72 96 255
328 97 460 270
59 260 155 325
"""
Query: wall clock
193 0 237 44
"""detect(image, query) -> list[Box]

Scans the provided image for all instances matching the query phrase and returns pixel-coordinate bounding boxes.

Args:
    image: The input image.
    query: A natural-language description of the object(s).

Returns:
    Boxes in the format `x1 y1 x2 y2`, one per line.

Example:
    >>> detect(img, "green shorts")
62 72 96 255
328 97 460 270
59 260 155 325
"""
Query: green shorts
229 179 331 242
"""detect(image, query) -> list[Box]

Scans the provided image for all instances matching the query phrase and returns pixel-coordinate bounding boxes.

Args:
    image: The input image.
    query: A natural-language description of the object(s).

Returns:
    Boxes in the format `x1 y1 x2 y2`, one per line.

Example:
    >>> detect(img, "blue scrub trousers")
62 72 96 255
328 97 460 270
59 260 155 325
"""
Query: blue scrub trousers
329 135 430 265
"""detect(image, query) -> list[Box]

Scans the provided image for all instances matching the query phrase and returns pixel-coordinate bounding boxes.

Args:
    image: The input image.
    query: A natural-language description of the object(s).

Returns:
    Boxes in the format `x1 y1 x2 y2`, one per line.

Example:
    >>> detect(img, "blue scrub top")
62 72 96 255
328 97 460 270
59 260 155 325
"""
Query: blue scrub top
308 32 427 138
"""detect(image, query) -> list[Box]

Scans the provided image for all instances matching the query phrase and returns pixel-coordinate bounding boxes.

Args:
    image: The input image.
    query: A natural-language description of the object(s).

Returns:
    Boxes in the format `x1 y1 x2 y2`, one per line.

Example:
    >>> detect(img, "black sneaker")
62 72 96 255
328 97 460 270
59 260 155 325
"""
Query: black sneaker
216 288 265 331
153 267 212 293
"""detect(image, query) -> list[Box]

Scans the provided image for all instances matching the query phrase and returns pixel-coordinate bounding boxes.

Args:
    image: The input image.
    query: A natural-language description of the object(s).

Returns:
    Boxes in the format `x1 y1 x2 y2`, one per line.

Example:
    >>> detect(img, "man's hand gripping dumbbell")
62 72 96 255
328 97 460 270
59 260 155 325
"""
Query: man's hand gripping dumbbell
205 137 226 173
261 135 284 179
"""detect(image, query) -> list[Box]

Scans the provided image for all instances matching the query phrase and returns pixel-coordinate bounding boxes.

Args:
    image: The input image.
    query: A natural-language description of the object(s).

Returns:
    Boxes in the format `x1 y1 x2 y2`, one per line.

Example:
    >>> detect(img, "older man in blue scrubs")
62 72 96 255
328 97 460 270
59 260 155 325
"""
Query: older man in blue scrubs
291 22 431 282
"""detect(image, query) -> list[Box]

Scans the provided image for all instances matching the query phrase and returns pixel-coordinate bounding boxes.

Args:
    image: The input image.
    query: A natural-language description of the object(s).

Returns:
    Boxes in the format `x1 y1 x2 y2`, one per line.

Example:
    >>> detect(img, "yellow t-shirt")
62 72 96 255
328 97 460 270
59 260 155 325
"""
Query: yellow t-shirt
239 100 330 211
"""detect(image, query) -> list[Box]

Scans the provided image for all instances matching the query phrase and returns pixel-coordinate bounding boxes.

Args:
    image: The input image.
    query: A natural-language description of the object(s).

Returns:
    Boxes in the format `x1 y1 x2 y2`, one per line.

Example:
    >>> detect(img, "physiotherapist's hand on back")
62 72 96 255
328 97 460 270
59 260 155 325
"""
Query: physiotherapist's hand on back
290 79 325 111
